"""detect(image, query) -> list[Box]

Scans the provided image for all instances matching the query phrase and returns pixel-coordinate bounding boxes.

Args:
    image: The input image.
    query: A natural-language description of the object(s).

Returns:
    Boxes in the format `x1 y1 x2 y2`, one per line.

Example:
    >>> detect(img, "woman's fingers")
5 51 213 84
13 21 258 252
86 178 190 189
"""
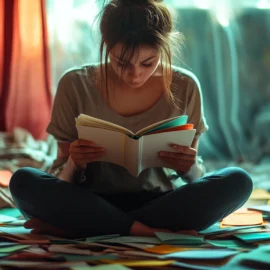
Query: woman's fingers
69 139 106 169
72 151 105 160
171 145 197 156
71 139 96 147
159 152 195 162
71 146 104 153
159 156 194 174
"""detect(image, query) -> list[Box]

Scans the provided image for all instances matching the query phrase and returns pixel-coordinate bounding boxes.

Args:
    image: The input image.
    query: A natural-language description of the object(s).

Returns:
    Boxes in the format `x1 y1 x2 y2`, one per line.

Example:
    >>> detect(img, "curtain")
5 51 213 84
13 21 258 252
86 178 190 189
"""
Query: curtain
0 0 52 140
0 0 3 98
173 1 270 163
45 0 270 162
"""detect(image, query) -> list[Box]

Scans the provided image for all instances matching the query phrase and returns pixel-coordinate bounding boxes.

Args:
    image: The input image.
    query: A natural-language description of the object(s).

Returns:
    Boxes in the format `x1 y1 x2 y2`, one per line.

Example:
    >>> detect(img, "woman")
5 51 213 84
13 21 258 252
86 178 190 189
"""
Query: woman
9 0 252 238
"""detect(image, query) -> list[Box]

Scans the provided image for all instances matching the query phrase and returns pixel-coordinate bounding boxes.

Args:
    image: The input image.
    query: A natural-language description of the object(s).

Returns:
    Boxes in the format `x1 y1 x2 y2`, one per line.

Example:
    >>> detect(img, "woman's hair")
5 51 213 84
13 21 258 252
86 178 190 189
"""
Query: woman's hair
97 0 184 102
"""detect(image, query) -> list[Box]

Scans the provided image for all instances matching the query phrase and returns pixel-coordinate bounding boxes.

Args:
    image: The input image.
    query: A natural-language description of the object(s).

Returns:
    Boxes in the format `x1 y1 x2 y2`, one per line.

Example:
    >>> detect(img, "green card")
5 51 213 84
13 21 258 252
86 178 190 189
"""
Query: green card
234 232 270 242
57 253 118 262
160 249 240 260
0 208 22 218
173 261 217 270
142 115 188 135
86 234 120 242
0 226 31 235
101 236 161 245
206 239 253 250
0 244 29 253
155 232 205 245
0 214 17 223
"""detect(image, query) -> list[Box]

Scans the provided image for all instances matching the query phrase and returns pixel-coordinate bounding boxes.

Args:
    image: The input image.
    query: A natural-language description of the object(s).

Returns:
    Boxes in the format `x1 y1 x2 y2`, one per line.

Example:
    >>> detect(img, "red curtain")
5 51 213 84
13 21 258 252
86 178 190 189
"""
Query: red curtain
0 0 52 140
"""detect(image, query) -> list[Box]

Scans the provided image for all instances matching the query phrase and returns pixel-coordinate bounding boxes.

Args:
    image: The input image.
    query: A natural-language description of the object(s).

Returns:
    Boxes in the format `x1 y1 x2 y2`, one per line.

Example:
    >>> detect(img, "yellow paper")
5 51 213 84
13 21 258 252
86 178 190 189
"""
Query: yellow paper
100 260 175 267
144 245 202 254
250 189 270 200
221 208 263 226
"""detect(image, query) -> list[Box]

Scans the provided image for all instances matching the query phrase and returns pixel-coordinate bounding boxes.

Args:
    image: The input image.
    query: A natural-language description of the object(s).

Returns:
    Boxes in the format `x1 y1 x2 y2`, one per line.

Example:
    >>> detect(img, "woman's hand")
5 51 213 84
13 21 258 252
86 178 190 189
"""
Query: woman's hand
159 144 196 175
69 139 105 171
24 218 75 238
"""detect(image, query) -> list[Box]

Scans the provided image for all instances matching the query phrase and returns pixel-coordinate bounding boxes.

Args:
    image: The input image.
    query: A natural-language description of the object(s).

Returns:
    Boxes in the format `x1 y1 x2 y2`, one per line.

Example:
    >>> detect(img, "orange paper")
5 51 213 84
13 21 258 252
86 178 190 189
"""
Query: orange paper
148 124 194 135
144 245 202 254
221 208 263 227
100 259 175 267
0 170 13 187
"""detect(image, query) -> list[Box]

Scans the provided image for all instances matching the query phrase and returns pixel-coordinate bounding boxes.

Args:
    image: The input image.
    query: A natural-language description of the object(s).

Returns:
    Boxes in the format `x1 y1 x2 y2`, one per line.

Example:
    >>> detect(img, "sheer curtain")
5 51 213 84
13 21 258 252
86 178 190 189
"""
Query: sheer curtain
0 0 52 140
46 0 270 162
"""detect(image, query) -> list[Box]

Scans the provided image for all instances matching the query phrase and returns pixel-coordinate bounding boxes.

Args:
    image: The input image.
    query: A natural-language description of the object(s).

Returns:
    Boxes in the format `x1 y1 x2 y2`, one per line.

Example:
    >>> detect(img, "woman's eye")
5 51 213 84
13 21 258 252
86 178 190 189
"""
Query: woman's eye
117 62 126 67
142 63 152 67
117 62 152 68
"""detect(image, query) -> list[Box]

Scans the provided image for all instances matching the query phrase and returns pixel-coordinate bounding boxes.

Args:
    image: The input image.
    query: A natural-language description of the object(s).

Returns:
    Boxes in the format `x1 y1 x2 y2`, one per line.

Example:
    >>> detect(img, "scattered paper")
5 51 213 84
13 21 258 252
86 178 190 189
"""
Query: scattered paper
155 232 205 245
101 236 161 245
206 239 252 250
173 261 217 269
234 232 270 243
160 249 240 260
90 265 131 270
200 224 265 237
0 214 17 223
248 205 270 213
56 253 119 262
250 189 270 200
0 244 30 253
86 234 120 242
221 208 263 226
0 208 22 218
100 259 175 267
219 246 270 269
144 244 203 254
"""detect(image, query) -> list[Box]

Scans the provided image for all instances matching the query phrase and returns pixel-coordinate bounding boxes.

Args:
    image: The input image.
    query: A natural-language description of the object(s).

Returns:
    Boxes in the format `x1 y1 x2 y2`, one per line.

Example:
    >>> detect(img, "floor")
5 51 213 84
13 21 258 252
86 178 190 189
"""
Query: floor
0 187 269 270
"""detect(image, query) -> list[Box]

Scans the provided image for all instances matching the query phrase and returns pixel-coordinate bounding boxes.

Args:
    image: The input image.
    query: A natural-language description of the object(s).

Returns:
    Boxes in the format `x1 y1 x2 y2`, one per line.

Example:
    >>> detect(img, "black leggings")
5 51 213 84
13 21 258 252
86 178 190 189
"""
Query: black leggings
9 166 253 237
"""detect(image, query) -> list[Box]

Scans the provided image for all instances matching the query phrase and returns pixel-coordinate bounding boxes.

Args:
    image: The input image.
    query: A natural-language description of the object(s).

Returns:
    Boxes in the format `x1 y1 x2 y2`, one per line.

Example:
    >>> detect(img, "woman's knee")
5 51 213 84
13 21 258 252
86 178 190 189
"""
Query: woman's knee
224 167 253 197
9 167 38 199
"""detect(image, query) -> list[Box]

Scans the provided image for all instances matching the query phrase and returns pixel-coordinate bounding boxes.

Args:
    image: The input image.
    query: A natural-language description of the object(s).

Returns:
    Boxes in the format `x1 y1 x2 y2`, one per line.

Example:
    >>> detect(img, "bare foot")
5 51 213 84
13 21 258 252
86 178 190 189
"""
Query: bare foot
24 218 76 238
176 230 198 236
129 221 174 237
129 221 156 237
129 221 198 237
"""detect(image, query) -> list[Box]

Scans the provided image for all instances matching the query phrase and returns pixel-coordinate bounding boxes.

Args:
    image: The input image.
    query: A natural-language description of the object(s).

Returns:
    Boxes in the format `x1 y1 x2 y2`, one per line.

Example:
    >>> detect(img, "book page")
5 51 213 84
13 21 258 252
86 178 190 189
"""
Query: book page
76 114 134 136
139 129 196 174
124 136 140 177
76 126 125 167
76 126 140 175
135 115 188 136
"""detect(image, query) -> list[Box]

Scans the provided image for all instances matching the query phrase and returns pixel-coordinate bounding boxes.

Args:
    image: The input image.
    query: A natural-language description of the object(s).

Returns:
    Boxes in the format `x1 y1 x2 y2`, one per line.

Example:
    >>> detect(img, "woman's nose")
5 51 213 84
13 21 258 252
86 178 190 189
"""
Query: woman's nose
128 67 141 81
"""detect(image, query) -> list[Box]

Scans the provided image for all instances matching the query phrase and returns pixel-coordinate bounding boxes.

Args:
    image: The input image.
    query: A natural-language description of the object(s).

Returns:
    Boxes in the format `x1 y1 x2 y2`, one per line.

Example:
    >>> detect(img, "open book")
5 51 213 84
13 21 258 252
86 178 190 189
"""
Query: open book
76 114 196 177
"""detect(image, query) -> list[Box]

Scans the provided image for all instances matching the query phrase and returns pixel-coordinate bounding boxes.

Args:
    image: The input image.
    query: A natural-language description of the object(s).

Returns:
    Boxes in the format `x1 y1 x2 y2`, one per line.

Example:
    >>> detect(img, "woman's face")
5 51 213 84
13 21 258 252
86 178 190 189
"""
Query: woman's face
109 43 160 89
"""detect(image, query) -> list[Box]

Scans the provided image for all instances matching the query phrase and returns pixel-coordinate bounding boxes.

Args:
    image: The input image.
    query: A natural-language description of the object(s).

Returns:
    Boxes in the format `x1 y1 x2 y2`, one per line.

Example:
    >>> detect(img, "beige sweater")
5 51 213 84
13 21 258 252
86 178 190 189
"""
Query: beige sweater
46 64 209 193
